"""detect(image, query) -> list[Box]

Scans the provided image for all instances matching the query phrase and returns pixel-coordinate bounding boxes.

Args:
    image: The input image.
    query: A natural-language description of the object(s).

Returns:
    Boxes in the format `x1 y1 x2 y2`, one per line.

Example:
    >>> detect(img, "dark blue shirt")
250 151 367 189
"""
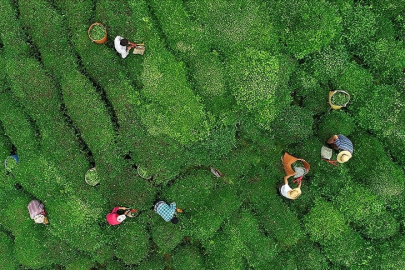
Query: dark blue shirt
335 134 353 154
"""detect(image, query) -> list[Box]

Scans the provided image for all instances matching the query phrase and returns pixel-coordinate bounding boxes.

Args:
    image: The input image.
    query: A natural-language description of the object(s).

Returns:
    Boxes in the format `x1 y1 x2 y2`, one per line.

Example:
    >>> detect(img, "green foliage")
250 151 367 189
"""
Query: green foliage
0 231 17 270
188 186 242 241
185 0 278 53
342 4 377 48
1 0 405 268
333 62 374 112
108 221 150 265
270 0 342 58
362 38 405 83
317 110 355 139
304 199 347 244
171 245 205 270
348 132 405 202
305 199 368 267
228 50 294 128
271 106 314 146
150 213 185 254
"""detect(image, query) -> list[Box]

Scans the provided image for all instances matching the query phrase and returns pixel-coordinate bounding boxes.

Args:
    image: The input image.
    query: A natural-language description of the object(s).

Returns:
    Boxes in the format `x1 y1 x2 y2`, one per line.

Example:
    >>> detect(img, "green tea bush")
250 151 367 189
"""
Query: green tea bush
203 211 278 269
304 198 347 244
289 70 329 114
132 134 187 185
0 91 40 158
187 122 236 164
47 195 107 253
357 85 404 144
0 0 31 56
269 0 342 59
363 212 399 240
0 0 90 188
322 230 367 268
235 211 278 268
288 238 329 270
149 0 206 57
361 38 405 83
140 49 210 145
190 52 227 99
185 0 278 53
60 0 143 143
106 221 150 265
317 110 355 139
348 132 405 202
0 231 17 270
203 228 245 270
228 50 293 129
258 198 304 249
304 45 349 85
370 235 405 269
305 199 368 267
332 62 373 112
271 106 314 146
171 245 205 270
334 185 384 226
162 170 217 210
1 0 405 268
0 124 12 162
4 55 90 188
150 212 185 254
18 0 125 183
188 185 241 241
334 185 400 239
342 4 377 49
135 253 165 270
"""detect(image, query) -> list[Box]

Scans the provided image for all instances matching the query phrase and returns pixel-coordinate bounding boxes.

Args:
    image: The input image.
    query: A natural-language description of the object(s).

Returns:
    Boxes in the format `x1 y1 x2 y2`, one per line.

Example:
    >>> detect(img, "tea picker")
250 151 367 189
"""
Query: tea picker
106 206 138 225
154 201 182 224
28 200 49 225
114 36 145 58
324 134 353 164
279 153 310 200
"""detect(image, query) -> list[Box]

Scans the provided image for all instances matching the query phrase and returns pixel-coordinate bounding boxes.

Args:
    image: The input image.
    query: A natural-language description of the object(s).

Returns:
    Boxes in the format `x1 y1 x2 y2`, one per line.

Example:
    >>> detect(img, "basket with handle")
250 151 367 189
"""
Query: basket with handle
328 90 350 110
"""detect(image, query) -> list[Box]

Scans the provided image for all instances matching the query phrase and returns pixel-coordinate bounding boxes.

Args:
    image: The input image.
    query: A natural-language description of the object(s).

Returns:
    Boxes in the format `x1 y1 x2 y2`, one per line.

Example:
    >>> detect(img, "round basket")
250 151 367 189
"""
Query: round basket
4 155 19 173
137 166 152 180
329 90 350 110
85 167 100 186
88 23 107 44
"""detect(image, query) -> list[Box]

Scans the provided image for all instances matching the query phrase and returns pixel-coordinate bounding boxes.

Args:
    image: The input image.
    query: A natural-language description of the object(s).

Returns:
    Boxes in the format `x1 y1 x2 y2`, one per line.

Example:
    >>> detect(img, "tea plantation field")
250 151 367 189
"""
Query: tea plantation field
1 0 405 269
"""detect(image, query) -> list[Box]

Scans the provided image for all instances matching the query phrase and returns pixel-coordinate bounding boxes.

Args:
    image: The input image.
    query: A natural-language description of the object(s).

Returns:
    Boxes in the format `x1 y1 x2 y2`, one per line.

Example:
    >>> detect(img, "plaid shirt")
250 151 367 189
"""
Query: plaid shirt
154 201 176 222
335 134 353 154
28 200 45 219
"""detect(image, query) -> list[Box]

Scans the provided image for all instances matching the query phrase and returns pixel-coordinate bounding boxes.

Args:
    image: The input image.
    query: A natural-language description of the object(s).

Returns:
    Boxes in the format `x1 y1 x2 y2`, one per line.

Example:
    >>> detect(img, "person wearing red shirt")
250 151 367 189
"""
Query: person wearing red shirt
106 206 132 225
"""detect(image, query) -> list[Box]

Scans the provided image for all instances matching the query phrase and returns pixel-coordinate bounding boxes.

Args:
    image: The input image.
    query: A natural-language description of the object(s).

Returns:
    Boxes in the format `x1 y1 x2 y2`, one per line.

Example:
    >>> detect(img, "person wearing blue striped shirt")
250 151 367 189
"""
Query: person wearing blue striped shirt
327 134 353 163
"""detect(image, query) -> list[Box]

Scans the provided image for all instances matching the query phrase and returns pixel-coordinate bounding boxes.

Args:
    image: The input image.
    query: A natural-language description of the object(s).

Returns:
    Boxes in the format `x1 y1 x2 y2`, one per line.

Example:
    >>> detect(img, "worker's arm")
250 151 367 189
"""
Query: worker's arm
327 135 338 144
283 175 290 185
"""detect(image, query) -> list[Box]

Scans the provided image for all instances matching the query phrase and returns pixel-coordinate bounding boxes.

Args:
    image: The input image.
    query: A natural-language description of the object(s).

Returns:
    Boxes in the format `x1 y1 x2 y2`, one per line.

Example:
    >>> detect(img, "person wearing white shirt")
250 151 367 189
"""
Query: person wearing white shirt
114 36 136 58
280 175 302 200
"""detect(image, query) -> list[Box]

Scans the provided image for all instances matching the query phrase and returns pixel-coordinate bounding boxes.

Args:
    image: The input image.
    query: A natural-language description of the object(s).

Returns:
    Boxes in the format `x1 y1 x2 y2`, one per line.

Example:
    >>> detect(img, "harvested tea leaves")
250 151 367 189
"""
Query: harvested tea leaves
331 92 350 106
5 156 18 173
85 168 100 186
89 24 106 40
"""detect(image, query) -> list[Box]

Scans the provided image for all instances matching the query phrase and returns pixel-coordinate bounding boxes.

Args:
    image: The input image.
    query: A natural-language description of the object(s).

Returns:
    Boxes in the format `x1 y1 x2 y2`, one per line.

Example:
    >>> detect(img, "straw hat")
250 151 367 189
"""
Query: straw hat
288 188 302 200
337 151 352 163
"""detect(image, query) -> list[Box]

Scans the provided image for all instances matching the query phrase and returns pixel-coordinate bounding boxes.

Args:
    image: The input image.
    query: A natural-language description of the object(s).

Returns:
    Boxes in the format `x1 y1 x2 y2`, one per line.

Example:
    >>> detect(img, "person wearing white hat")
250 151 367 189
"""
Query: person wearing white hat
327 134 353 163
28 200 49 225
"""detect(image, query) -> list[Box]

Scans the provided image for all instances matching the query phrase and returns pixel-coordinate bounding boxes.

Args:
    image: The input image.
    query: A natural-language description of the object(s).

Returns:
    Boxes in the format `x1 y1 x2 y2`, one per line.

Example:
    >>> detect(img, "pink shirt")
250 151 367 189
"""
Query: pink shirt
106 207 121 225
